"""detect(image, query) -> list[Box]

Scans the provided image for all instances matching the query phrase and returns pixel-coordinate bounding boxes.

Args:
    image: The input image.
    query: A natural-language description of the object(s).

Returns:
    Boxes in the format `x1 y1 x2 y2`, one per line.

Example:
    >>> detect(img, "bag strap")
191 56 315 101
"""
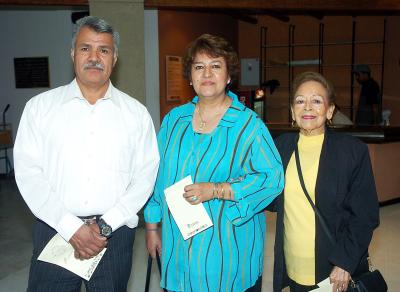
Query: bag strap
294 143 335 246
144 255 152 292
145 251 166 292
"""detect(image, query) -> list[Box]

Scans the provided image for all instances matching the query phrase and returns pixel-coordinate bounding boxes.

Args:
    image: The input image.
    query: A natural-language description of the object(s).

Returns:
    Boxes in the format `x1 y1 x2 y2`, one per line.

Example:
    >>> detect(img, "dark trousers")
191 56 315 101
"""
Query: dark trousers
27 219 135 292
288 278 318 292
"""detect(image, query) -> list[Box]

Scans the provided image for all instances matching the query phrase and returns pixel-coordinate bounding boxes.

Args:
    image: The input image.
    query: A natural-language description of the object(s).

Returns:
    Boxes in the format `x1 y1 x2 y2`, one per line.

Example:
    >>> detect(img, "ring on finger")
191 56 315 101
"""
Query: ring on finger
191 196 198 202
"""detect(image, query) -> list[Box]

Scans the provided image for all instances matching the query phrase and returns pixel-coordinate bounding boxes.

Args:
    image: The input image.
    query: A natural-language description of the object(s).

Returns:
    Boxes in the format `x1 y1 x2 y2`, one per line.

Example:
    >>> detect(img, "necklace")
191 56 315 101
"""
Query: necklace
196 97 228 132
197 104 207 131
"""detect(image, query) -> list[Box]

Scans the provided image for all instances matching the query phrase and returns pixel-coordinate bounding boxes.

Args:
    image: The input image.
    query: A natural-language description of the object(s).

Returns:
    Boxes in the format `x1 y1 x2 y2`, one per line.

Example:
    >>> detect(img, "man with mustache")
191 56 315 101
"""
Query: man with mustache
13 16 159 291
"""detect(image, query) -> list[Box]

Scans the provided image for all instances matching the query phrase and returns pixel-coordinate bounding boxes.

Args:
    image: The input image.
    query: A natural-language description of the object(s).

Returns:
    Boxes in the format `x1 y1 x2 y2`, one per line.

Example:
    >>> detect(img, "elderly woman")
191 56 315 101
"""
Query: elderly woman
144 34 284 292
270 71 380 292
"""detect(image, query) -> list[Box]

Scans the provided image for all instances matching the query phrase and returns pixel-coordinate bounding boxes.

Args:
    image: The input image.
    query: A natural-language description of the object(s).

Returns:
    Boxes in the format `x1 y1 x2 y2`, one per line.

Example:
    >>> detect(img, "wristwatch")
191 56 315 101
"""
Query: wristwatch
98 218 112 238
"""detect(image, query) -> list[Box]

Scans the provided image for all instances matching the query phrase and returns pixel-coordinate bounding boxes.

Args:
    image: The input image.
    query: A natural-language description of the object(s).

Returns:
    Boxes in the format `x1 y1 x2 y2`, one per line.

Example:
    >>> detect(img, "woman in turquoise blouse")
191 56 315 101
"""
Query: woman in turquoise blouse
144 34 284 292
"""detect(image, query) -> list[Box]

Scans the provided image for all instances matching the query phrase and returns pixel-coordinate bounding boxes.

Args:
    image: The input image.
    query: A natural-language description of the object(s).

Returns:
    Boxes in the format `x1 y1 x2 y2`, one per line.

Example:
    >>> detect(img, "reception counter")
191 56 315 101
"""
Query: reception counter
267 124 400 204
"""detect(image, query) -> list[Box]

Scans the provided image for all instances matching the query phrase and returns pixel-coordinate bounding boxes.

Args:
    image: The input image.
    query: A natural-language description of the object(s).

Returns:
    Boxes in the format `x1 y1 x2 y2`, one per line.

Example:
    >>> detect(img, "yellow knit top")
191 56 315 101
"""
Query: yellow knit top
283 133 324 285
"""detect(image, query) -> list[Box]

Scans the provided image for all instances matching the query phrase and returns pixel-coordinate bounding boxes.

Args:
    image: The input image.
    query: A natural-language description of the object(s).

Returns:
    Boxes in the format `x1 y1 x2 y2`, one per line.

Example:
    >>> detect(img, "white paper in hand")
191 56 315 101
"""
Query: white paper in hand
164 176 213 240
38 233 106 281
310 277 333 291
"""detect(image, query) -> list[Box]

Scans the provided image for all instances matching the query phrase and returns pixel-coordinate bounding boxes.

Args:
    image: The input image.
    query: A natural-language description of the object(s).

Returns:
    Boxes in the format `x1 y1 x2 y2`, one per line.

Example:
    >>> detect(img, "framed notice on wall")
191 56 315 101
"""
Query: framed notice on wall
166 55 183 101
14 57 50 88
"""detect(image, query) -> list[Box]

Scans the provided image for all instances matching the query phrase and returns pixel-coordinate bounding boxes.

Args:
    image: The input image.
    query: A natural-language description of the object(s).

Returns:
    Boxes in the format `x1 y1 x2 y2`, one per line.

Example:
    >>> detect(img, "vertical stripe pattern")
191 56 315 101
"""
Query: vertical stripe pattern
145 92 284 291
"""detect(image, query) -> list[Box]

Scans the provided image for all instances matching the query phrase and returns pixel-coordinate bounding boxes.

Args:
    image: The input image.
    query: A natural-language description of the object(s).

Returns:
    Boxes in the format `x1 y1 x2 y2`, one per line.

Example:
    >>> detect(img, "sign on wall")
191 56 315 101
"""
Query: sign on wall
166 55 183 101
240 58 259 86
14 57 50 88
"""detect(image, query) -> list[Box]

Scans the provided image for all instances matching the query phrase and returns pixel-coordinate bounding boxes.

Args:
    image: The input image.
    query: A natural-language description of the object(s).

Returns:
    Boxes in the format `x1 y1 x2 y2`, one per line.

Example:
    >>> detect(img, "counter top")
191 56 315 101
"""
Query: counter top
266 124 400 143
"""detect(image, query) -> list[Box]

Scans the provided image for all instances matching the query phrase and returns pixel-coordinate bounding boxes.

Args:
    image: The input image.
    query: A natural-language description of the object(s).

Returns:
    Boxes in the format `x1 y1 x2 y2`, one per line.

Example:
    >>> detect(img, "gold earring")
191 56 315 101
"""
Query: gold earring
291 120 297 127
190 82 192 86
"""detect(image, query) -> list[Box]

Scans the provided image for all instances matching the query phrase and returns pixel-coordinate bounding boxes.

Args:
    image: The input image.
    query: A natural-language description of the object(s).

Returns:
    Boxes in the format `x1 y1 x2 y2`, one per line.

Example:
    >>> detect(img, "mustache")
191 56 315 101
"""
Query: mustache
83 61 104 70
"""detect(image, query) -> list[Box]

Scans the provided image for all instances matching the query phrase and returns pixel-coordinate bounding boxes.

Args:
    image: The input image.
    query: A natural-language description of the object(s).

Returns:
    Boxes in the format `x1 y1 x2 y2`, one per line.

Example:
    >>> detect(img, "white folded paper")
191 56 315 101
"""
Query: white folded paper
164 176 213 240
310 277 334 291
38 233 106 281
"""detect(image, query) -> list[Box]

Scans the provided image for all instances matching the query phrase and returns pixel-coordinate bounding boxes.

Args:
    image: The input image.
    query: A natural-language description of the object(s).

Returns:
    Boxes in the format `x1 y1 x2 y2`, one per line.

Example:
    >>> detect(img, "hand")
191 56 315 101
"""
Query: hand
330 266 351 292
146 228 162 259
69 224 107 260
183 182 213 204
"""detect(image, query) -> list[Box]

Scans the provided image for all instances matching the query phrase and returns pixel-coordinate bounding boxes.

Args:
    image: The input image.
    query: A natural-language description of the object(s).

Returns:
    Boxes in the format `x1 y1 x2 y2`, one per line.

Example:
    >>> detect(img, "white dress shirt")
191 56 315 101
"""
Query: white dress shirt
14 79 159 241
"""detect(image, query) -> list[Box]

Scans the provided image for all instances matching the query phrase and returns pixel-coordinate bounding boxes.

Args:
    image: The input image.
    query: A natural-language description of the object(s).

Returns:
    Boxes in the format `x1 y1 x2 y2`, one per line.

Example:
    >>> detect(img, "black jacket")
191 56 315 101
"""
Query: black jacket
269 130 380 291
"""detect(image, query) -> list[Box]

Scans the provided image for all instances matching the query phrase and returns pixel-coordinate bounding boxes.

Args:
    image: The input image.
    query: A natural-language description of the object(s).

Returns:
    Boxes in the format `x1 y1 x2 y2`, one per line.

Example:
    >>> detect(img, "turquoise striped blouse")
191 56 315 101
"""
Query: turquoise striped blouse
144 92 284 292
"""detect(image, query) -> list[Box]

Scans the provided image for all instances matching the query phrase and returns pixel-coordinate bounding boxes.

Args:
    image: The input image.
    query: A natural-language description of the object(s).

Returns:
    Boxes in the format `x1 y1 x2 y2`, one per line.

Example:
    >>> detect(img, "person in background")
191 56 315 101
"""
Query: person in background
14 16 159 291
269 71 379 292
353 64 381 125
144 34 284 292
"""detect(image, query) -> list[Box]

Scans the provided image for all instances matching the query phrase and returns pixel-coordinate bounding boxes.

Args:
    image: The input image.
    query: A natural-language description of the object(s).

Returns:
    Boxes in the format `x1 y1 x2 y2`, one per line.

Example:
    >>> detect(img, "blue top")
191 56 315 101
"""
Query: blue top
144 92 284 292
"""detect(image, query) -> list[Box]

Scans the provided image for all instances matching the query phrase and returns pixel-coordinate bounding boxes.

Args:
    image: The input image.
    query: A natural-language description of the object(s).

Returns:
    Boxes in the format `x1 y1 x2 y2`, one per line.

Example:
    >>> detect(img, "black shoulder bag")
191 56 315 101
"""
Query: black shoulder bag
294 144 387 292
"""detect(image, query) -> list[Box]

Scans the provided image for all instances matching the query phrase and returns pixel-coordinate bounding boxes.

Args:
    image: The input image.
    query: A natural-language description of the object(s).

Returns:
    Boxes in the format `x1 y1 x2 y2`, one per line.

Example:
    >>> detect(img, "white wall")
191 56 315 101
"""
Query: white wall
0 9 75 172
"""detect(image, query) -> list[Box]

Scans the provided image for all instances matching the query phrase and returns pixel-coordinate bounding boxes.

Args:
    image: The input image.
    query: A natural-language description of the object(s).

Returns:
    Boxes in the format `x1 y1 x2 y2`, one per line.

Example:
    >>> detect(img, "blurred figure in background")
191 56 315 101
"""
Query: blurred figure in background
353 64 381 125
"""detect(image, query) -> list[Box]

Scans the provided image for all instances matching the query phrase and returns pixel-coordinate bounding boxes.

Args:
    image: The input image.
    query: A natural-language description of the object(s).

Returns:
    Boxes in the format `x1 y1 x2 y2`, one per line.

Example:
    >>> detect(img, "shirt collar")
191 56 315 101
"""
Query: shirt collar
63 78 120 107
180 91 245 128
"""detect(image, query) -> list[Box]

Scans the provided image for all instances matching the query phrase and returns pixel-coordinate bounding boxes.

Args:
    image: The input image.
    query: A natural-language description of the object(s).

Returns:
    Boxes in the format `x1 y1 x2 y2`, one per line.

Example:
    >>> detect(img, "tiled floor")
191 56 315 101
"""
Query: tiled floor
0 177 398 291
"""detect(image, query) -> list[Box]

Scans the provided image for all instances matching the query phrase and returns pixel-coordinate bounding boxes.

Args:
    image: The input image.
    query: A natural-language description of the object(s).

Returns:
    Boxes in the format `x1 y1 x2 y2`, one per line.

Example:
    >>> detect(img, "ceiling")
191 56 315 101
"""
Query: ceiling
1 0 400 15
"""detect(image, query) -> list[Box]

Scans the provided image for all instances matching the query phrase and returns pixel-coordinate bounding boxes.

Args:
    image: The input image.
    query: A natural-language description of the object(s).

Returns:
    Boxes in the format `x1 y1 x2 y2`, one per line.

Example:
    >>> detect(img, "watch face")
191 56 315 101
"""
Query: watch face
99 219 112 237
102 225 112 237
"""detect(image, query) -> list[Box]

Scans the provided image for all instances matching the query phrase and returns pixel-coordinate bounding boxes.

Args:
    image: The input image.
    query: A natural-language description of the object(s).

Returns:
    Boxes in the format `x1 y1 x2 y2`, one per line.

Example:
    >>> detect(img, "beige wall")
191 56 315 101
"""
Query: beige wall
368 143 400 202
384 16 400 97
383 16 400 125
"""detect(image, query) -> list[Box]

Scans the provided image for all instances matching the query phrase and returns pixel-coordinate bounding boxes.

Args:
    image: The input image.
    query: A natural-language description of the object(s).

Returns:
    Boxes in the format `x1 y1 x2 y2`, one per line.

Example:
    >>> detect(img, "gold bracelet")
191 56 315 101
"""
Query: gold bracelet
220 184 225 200
212 183 217 199
216 183 221 200
218 183 225 200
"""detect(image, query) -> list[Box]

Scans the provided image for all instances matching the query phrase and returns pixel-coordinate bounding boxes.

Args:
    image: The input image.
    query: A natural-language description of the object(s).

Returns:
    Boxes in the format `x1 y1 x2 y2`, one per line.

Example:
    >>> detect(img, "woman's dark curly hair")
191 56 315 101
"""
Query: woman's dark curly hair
182 34 239 85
